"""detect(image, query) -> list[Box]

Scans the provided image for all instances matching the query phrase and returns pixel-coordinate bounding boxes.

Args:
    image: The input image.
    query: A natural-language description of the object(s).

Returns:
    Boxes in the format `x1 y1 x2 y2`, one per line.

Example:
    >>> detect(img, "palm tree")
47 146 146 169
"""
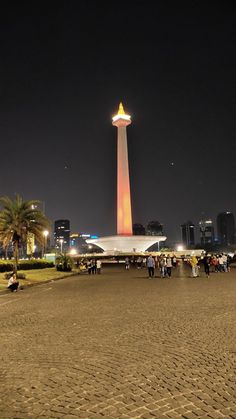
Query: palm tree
0 195 50 272
55 253 74 272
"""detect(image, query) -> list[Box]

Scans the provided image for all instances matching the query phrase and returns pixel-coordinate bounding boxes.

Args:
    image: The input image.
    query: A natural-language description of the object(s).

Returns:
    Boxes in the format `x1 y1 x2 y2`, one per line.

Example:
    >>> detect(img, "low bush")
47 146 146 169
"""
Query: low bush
18 260 54 270
0 259 54 272
0 261 14 272
4 272 26 280
56 254 73 272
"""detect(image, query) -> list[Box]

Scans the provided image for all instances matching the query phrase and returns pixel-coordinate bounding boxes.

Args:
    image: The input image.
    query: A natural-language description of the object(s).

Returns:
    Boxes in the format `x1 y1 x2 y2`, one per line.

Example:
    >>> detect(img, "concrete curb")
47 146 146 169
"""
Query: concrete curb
0 271 79 295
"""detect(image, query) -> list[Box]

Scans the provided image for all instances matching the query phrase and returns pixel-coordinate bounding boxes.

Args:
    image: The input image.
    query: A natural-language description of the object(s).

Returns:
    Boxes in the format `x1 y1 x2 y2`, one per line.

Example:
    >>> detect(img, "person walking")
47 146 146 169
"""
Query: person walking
147 254 155 278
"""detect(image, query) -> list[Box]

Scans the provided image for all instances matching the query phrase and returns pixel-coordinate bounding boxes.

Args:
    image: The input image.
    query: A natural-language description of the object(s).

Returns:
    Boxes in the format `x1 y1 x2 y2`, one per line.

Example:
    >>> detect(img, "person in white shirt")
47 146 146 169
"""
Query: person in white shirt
7 273 19 292
222 254 228 272
218 255 224 272
96 260 102 274
159 256 167 278
166 257 172 277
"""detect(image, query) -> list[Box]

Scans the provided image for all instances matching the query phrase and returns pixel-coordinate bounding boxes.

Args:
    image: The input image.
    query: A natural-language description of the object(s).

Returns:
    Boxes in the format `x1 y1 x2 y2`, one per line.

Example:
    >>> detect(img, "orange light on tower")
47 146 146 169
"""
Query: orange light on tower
112 103 133 236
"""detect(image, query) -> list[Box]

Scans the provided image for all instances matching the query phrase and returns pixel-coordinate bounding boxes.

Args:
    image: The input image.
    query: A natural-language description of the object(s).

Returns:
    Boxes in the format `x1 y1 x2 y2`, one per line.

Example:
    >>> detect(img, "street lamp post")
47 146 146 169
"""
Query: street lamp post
43 230 49 258
59 239 63 254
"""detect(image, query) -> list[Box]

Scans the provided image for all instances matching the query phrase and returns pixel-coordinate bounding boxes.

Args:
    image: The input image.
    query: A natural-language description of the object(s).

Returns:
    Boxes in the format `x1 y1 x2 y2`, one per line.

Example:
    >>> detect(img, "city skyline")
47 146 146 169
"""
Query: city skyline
53 211 235 249
0 2 235 242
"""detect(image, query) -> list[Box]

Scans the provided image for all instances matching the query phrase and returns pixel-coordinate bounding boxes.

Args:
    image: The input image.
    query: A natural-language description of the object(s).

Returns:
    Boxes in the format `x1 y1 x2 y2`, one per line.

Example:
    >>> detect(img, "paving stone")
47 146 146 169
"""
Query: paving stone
0 265 235 418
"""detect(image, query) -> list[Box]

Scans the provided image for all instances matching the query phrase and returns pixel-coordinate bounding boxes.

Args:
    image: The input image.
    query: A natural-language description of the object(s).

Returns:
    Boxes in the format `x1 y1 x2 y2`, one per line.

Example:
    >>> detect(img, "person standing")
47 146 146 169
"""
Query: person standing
87 260 92 275
142 257 146 268
218 254 224 272
91 259 97 274
172 255 177 268
159 255 167 278
222 254 228 272
203 255 210 277
147 254 155 278
96 259 102 274
125 257 130 270
137 256 142 269
190 256 199 278
166 256 172 277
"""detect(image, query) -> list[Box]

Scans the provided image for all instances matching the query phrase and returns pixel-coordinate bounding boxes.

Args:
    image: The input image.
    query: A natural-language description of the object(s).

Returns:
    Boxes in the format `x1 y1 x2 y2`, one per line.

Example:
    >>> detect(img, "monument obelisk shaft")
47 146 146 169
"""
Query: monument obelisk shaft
112 103 133 235
86 104 167 252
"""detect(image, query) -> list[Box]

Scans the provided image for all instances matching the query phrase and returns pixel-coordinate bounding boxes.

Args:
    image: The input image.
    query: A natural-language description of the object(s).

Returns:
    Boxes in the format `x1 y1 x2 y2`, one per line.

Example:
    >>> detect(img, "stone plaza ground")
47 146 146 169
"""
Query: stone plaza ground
0 263 235 418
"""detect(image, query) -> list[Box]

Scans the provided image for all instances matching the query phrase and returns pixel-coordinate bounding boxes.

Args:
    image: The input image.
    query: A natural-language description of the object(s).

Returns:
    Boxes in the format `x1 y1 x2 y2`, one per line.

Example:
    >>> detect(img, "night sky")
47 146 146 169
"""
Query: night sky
1 1 235 242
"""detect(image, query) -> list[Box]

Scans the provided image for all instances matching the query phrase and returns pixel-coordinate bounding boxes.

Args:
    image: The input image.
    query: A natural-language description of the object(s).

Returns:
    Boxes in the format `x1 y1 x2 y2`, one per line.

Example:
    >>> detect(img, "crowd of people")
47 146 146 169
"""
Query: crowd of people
6 253 233 295
189 253 232 278
78 259 102 274
125 253 233 279
125 254 178 278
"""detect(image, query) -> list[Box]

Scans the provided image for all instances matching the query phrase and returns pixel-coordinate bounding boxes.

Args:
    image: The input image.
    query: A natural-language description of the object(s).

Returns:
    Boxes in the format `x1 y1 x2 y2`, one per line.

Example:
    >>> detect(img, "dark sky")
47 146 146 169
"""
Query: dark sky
1 1 235 242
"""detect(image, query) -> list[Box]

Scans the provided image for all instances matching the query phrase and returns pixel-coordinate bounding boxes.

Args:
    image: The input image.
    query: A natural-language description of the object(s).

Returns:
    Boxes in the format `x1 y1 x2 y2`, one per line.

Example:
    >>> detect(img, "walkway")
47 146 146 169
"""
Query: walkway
0 265 235 418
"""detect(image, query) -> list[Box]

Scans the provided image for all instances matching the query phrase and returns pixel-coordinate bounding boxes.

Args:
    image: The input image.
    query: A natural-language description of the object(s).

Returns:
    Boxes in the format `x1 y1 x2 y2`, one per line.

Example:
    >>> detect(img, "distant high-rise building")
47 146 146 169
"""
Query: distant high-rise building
133 223 146 235
217 212 236 246
146 220 163 236
70 233 99 253
199 219 214 247
54 219 70 252
181 221 195 248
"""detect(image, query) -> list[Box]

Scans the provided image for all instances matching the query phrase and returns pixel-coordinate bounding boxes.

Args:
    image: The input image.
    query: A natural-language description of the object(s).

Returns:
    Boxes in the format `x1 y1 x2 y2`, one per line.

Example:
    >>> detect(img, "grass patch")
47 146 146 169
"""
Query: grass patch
0 268 77 292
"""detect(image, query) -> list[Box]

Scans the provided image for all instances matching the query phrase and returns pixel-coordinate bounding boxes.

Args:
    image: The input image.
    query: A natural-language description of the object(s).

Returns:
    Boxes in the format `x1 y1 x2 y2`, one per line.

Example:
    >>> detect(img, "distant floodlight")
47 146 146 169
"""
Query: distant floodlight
70 248 77 255
176 245 184 252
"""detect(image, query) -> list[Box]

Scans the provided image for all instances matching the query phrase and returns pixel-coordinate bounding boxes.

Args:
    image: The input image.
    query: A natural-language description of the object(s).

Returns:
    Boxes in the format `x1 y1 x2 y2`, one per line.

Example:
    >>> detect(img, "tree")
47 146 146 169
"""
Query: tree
0 195 50 273
55 253 74 272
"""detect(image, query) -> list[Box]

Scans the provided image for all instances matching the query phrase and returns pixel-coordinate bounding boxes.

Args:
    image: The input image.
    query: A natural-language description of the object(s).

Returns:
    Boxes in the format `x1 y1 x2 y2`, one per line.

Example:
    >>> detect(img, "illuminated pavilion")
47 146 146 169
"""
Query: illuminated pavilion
87 103 166 253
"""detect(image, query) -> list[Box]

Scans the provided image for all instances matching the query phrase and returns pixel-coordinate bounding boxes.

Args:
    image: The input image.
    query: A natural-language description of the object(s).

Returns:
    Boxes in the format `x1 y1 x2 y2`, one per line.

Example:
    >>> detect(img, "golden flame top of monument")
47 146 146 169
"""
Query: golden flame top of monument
112 102 131 124
118 102 125 114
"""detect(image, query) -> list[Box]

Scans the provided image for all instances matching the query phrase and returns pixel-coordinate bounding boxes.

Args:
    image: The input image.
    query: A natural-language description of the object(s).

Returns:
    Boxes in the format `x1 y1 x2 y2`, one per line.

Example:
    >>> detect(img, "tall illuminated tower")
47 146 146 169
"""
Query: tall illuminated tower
112 103 133 235
86 103 167 253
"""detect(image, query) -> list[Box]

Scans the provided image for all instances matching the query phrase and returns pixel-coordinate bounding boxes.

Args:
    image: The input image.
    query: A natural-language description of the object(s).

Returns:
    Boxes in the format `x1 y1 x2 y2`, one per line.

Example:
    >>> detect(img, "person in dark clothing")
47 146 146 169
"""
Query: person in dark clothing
91 259 97 274
147 255 155 278
203 256 210 277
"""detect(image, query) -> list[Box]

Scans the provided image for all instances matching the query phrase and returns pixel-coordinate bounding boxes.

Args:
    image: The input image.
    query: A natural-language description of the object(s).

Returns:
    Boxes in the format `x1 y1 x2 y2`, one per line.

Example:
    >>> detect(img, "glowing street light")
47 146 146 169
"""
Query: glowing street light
176 244 184 252
70 248 77 256
59 238 64 253
42 230 49 258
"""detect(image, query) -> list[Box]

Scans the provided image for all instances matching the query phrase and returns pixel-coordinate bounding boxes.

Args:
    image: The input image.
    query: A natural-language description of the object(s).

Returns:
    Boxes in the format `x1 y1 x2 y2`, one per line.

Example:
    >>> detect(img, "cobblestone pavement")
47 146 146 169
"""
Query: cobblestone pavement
0 264 235 418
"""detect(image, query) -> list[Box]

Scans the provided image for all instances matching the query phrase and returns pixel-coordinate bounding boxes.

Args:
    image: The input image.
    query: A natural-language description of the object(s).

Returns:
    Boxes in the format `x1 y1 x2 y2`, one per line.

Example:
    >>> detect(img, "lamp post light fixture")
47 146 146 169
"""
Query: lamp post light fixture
59 238 64 254
70 248 77 256
43 230 49 258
